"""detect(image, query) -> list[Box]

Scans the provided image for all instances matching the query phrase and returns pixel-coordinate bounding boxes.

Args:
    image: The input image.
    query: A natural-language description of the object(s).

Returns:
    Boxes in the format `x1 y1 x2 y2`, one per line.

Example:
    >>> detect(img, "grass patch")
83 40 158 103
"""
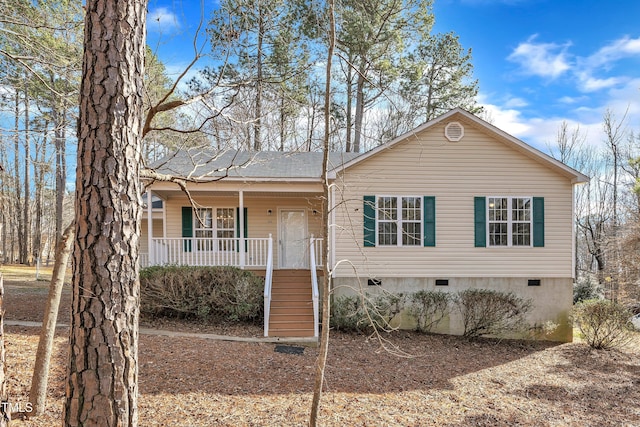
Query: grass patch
0 264 56 282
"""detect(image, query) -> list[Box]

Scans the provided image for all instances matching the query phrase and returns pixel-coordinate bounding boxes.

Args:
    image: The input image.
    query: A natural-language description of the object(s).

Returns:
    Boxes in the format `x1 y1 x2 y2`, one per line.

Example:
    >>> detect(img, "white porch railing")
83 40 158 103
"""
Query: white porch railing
139 253 149 268
145 237 272 268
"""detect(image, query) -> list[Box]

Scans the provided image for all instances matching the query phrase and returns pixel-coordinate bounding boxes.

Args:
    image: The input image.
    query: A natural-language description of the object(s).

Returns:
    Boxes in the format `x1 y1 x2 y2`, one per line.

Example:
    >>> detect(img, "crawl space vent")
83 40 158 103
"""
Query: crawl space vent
444 121 464 142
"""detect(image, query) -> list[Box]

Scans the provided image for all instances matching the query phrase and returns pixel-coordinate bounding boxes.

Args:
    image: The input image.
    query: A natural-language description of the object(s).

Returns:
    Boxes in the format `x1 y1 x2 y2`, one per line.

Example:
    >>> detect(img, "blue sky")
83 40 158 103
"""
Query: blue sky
147 0 640 153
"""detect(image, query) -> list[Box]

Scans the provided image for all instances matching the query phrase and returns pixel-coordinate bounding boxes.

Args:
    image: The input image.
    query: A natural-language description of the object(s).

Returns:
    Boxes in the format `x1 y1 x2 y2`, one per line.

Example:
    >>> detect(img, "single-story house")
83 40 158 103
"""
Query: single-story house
141 108 589 341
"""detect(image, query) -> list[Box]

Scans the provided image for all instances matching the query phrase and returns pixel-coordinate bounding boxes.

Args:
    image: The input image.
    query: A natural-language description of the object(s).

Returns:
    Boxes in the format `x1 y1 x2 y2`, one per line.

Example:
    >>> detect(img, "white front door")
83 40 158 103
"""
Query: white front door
279 209 308 268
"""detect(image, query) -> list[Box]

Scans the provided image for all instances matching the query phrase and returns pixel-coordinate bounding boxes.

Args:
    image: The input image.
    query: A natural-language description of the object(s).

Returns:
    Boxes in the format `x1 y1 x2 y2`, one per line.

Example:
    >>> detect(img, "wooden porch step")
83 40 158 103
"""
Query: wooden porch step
270 305 312 315
267 269 315 338
269 313 313 326
271 292 311 304
266 328 315 338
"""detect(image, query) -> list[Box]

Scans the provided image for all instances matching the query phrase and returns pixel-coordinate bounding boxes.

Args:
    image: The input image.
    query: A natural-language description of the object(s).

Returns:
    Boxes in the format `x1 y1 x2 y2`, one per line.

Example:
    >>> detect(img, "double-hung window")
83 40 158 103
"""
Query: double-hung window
377 196 422 246
194 207 235 251
216 208 235 251
487 197 532 247
194 208 214 251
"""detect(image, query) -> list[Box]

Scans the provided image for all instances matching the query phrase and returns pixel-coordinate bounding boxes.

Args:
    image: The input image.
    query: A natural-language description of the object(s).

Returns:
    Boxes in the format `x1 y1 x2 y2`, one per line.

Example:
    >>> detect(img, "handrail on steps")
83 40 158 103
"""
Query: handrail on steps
263 234 274 337
309 236 320 338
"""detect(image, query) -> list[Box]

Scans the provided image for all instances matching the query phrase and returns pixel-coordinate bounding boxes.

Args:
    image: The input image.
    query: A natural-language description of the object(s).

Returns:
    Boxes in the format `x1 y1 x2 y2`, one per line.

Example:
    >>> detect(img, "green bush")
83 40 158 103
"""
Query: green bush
453 289 532 338
407 290 450 333
139 265 264 323
573 275 603 304
330 292 404 333
572 299 634 349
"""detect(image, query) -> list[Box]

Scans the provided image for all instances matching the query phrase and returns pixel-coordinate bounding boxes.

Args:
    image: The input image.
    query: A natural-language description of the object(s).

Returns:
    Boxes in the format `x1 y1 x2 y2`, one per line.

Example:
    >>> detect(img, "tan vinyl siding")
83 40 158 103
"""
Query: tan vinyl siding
140 218 164 254
333 121 576 278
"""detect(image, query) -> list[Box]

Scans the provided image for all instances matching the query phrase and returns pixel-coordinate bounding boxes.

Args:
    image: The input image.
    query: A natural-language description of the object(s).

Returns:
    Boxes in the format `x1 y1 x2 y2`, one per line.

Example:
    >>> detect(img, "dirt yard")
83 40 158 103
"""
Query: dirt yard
1 265 640 426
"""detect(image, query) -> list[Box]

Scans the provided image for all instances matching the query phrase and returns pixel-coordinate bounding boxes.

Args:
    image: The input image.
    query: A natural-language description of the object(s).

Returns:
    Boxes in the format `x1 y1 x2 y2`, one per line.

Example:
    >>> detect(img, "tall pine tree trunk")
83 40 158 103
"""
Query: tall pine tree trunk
254 10 264 151
32 121 47 268
14 89 24 264
23 78 30 265
353 64 366 154
54 107 67 246
64 1 146 425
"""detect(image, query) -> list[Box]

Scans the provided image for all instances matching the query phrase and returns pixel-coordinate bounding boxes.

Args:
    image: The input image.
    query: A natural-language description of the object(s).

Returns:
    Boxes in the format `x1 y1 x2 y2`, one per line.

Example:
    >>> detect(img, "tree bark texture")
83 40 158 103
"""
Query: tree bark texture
29 223 74 416
64 1 146 426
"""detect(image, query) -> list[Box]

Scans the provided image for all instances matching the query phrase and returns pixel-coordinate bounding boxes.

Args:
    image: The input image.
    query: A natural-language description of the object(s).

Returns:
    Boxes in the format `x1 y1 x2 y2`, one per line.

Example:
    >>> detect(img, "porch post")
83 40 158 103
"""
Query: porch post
147 190 154 266
239 190 245 268
330 185 336 272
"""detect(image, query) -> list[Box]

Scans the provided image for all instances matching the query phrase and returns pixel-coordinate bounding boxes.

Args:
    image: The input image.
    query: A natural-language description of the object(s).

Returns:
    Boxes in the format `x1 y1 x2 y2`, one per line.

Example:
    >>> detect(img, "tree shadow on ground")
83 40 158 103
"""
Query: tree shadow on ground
502 342 640 426
138 331 559 396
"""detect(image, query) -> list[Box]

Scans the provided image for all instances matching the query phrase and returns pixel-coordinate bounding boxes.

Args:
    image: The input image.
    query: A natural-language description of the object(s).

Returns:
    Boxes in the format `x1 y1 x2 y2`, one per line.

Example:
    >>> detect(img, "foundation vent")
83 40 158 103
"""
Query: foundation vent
444 121 464 142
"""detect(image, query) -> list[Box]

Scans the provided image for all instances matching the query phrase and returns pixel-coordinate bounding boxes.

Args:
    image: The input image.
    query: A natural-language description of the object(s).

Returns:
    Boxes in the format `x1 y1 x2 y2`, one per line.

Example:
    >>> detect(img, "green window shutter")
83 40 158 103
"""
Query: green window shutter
474 197 486 247
181 207 193 252
533 197 544 247
236 207 248 252
363 195 376 247
423 196 436 247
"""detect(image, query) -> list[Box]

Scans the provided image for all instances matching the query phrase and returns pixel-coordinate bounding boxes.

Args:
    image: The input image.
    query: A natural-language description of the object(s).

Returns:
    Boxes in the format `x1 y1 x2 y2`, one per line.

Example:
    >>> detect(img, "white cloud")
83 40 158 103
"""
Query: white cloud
558 95 588 105
480 102 532 137
575 72 625 92
503 97 528 108
148 7 180 32
571 36 640 93
604 78 640 116
507 35 572 79
585 36 640 68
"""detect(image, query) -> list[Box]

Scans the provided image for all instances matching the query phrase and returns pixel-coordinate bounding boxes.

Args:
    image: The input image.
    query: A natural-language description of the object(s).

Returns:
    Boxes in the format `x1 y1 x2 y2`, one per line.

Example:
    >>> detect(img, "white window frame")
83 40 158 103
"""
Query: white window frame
376 195 422 247
487 196 532 247
193 207 236 252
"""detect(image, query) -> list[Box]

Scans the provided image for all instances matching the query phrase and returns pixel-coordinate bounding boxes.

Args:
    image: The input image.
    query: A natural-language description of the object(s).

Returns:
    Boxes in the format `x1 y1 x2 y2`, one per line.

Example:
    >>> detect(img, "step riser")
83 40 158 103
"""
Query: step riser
269 307 313 317
267 331 314 338
270 315 314 322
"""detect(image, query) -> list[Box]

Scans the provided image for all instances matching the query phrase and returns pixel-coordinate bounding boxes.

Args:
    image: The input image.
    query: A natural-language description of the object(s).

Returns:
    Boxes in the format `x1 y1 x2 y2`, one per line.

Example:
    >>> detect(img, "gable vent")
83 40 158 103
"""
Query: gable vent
445 121 464 142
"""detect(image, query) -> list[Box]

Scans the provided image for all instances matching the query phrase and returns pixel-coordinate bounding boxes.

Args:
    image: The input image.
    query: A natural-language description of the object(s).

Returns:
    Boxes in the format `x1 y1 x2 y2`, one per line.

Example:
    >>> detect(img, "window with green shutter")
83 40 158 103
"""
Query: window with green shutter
423 196 436 247
475 196 544 248
474 197 486 247
363 196 376 247
363 195 436 247
181 206 193 252
533 197 544 247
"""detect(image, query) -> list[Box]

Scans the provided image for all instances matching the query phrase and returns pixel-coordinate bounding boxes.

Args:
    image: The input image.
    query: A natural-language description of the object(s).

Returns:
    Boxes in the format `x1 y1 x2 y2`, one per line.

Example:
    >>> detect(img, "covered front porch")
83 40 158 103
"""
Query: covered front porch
140 184 327 339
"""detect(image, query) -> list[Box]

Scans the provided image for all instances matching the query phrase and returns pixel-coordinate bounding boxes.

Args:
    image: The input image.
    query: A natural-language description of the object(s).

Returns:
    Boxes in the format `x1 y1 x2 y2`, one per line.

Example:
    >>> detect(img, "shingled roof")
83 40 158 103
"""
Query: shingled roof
152 149 361 180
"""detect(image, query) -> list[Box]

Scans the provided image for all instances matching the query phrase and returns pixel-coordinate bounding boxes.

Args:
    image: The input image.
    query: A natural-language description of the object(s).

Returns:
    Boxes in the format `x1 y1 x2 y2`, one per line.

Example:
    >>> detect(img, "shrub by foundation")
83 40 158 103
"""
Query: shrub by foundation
453 289 532 338
407 290 450 333
572 299 634 349
140 265 264 323
330 292 404 333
